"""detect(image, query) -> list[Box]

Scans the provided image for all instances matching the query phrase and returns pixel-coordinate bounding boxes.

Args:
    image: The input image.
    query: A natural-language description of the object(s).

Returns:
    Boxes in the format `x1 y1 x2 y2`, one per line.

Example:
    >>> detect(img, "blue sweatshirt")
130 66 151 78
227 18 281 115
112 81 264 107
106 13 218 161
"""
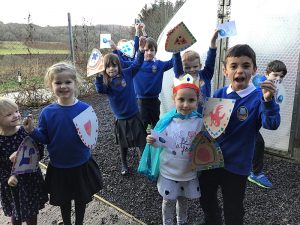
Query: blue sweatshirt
30 101 92 168
95 50 144 119
213 85 280 175
133 56 174 99
173 48 217 114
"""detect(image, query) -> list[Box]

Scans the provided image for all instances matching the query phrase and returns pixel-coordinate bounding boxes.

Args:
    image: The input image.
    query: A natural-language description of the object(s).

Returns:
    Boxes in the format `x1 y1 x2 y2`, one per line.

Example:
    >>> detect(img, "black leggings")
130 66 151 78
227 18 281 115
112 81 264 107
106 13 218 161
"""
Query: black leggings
60 200 86 225
11 216 37 225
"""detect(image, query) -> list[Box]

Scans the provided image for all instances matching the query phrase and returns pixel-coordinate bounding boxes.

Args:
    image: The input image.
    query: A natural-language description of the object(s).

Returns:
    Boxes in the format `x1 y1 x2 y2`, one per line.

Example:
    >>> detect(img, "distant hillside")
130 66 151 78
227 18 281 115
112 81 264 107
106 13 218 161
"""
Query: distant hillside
0 21 133 43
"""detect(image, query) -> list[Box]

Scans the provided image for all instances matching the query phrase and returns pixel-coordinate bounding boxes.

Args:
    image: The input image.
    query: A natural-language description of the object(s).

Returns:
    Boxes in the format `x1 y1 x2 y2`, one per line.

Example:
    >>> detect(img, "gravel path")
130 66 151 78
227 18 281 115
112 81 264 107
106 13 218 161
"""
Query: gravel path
2 94 298 225
89 94 300 225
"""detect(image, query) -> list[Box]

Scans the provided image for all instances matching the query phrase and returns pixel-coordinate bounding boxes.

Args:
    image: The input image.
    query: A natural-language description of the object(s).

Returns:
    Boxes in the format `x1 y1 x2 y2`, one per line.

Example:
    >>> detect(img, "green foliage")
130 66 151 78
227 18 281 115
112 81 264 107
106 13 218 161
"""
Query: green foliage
138 0 186 41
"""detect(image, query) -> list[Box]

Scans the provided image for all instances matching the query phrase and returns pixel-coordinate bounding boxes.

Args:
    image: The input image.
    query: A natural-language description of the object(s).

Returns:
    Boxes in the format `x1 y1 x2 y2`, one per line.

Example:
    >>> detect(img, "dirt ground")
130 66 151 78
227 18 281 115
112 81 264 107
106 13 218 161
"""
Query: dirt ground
1 94 299 225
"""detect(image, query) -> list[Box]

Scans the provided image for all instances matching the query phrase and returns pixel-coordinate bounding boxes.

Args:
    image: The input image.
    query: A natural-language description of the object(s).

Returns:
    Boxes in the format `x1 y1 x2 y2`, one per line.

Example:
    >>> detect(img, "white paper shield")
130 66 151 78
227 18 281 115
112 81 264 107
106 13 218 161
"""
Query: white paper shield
73 106 98 149
118 40 135 58
100 34 111 49
274 81 286 106
203 98 236 139
217 20 237 39
87 48 103 77
11 136 40 175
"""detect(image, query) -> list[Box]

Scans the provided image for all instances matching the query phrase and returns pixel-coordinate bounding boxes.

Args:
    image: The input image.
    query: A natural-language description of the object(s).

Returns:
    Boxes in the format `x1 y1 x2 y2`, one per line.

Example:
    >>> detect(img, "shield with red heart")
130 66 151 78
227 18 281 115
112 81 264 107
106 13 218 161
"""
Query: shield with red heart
73 106 98 149
188 130 224 171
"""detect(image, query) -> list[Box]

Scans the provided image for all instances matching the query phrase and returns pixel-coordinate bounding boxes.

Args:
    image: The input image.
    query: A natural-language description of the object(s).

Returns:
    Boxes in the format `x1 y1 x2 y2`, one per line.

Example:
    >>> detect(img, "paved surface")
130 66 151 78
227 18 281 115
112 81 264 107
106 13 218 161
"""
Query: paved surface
0 163 145 225
0 195 145 225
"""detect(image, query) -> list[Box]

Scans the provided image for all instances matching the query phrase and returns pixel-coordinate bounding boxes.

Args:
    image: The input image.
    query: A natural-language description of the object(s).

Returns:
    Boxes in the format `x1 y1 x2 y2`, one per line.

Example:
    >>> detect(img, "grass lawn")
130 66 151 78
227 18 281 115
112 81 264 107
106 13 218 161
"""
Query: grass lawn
0 41 69 55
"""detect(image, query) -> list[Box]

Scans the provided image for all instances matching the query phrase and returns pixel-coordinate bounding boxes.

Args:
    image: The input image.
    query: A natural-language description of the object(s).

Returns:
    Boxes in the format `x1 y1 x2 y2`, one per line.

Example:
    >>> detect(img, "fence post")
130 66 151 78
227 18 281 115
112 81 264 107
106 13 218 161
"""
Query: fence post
68 13 75 65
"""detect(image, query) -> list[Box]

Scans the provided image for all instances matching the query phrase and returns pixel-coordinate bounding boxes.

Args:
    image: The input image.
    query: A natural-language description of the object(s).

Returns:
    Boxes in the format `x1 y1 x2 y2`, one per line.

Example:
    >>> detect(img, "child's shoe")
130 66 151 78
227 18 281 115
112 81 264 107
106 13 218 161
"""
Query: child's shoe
248 172 273 188
121 163 129 175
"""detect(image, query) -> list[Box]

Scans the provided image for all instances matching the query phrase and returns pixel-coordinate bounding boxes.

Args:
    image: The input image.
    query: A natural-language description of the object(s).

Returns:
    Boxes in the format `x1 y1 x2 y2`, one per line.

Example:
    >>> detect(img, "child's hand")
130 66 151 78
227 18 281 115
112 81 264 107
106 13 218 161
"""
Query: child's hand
210 29 219 49
8 175 18 187
139 36 147 52
9 151 18 163
260 80 277 102
109 40 117 50
146 135 156 145
140 23 147 37
23 114 34 133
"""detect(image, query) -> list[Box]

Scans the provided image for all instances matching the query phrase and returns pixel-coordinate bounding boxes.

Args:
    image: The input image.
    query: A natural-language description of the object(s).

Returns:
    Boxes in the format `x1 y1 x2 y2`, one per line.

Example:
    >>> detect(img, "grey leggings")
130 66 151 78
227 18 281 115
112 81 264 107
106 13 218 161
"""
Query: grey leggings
162 197 188 225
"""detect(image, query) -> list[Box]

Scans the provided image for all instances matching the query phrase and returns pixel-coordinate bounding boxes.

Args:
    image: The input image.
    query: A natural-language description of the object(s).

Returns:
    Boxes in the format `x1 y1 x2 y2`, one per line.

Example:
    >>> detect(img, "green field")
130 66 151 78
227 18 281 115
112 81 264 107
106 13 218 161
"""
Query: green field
0 41 69 55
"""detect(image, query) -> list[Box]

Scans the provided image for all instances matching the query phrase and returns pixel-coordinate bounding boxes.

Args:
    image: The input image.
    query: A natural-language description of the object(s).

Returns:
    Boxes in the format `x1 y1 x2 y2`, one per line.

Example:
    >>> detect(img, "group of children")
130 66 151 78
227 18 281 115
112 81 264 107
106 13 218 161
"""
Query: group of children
0 21 287 225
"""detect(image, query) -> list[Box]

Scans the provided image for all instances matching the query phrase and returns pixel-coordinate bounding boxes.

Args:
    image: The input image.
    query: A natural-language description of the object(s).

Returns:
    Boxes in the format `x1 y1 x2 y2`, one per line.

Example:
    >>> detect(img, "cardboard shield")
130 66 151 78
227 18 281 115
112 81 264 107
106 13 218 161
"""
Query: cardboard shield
203 98 236 139
118 40 135 58
189 131 224 171
87 48 103 77
11 136 40 175
165 22 197 53
73 106 99 149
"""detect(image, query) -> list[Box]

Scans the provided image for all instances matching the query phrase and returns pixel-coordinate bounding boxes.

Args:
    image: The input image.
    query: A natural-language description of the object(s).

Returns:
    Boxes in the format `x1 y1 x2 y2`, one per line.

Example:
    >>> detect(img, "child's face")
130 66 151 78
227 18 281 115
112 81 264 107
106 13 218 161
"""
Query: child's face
51 72 76 102
0 107 21 129
105 63 119 77
144 46 156 61
174 88 198 115
223 56 257 91
266 71 285 82
183 59 202 77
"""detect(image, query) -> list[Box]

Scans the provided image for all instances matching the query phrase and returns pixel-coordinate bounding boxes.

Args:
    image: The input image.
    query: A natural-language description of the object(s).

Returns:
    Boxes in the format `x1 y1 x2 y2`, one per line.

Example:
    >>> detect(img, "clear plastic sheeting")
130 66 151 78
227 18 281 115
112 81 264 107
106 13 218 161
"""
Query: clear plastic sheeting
156 0 219 114
229 0 300 152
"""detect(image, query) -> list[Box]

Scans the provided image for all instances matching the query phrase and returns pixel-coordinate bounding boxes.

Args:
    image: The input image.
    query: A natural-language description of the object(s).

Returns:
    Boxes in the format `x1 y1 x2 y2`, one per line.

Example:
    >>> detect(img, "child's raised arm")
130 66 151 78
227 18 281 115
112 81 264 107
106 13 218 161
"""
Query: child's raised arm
210 29 219 49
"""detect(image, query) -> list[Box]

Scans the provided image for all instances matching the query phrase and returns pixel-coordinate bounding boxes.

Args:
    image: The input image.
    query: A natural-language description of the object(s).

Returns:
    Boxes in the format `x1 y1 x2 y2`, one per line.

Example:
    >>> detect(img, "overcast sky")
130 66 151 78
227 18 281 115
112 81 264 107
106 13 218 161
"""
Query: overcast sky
0 0 176 27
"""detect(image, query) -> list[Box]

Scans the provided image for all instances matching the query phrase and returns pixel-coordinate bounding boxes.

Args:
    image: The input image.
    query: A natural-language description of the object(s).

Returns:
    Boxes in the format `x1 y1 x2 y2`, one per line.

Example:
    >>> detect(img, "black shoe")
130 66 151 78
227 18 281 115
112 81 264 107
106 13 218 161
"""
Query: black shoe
121 164 128 175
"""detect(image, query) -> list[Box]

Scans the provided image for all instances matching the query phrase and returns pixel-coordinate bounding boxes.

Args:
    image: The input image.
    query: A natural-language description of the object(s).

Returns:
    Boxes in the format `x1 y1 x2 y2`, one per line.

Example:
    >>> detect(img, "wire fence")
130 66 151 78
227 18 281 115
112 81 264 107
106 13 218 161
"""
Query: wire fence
0 22 133 106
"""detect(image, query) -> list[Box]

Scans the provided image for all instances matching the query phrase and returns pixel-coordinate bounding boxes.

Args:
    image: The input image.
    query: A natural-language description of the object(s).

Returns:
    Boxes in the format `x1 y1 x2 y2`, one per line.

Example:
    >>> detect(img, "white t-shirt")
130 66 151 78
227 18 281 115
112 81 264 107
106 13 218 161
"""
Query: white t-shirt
159 116 203 181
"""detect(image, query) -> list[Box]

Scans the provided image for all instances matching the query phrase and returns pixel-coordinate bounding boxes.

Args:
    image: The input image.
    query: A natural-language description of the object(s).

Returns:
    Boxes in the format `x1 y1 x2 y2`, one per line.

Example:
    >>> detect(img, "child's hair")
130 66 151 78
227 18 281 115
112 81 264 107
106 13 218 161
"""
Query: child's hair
102 53 122 86
0 97 18 116
224 44 257 68
266 60 287 76
117 39 128 46
182 50 201 65
145 37 157 52
44 62 82 97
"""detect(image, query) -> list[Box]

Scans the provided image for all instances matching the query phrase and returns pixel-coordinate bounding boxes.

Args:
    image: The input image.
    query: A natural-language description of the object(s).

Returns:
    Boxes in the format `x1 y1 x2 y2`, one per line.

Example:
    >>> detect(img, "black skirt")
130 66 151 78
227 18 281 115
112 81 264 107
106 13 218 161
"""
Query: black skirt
114 113 147 148
45 157 103 206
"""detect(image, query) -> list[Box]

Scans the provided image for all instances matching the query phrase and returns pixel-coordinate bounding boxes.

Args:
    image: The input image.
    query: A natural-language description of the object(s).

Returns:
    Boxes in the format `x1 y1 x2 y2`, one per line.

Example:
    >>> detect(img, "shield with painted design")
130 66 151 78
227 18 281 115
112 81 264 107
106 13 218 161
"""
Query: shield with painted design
189 130 224 171
11 136 40 175
203 97 236 139
73 106 99 149
87 48 104 77
118 40 135 58
165 22 197 53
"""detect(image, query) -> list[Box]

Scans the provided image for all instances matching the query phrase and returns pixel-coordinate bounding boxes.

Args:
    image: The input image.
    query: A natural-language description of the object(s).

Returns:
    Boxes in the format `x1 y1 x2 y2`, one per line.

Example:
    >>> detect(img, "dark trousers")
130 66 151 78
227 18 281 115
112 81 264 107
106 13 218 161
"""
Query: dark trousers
199 168 248 225
252 131 265 175
137 98 161 128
